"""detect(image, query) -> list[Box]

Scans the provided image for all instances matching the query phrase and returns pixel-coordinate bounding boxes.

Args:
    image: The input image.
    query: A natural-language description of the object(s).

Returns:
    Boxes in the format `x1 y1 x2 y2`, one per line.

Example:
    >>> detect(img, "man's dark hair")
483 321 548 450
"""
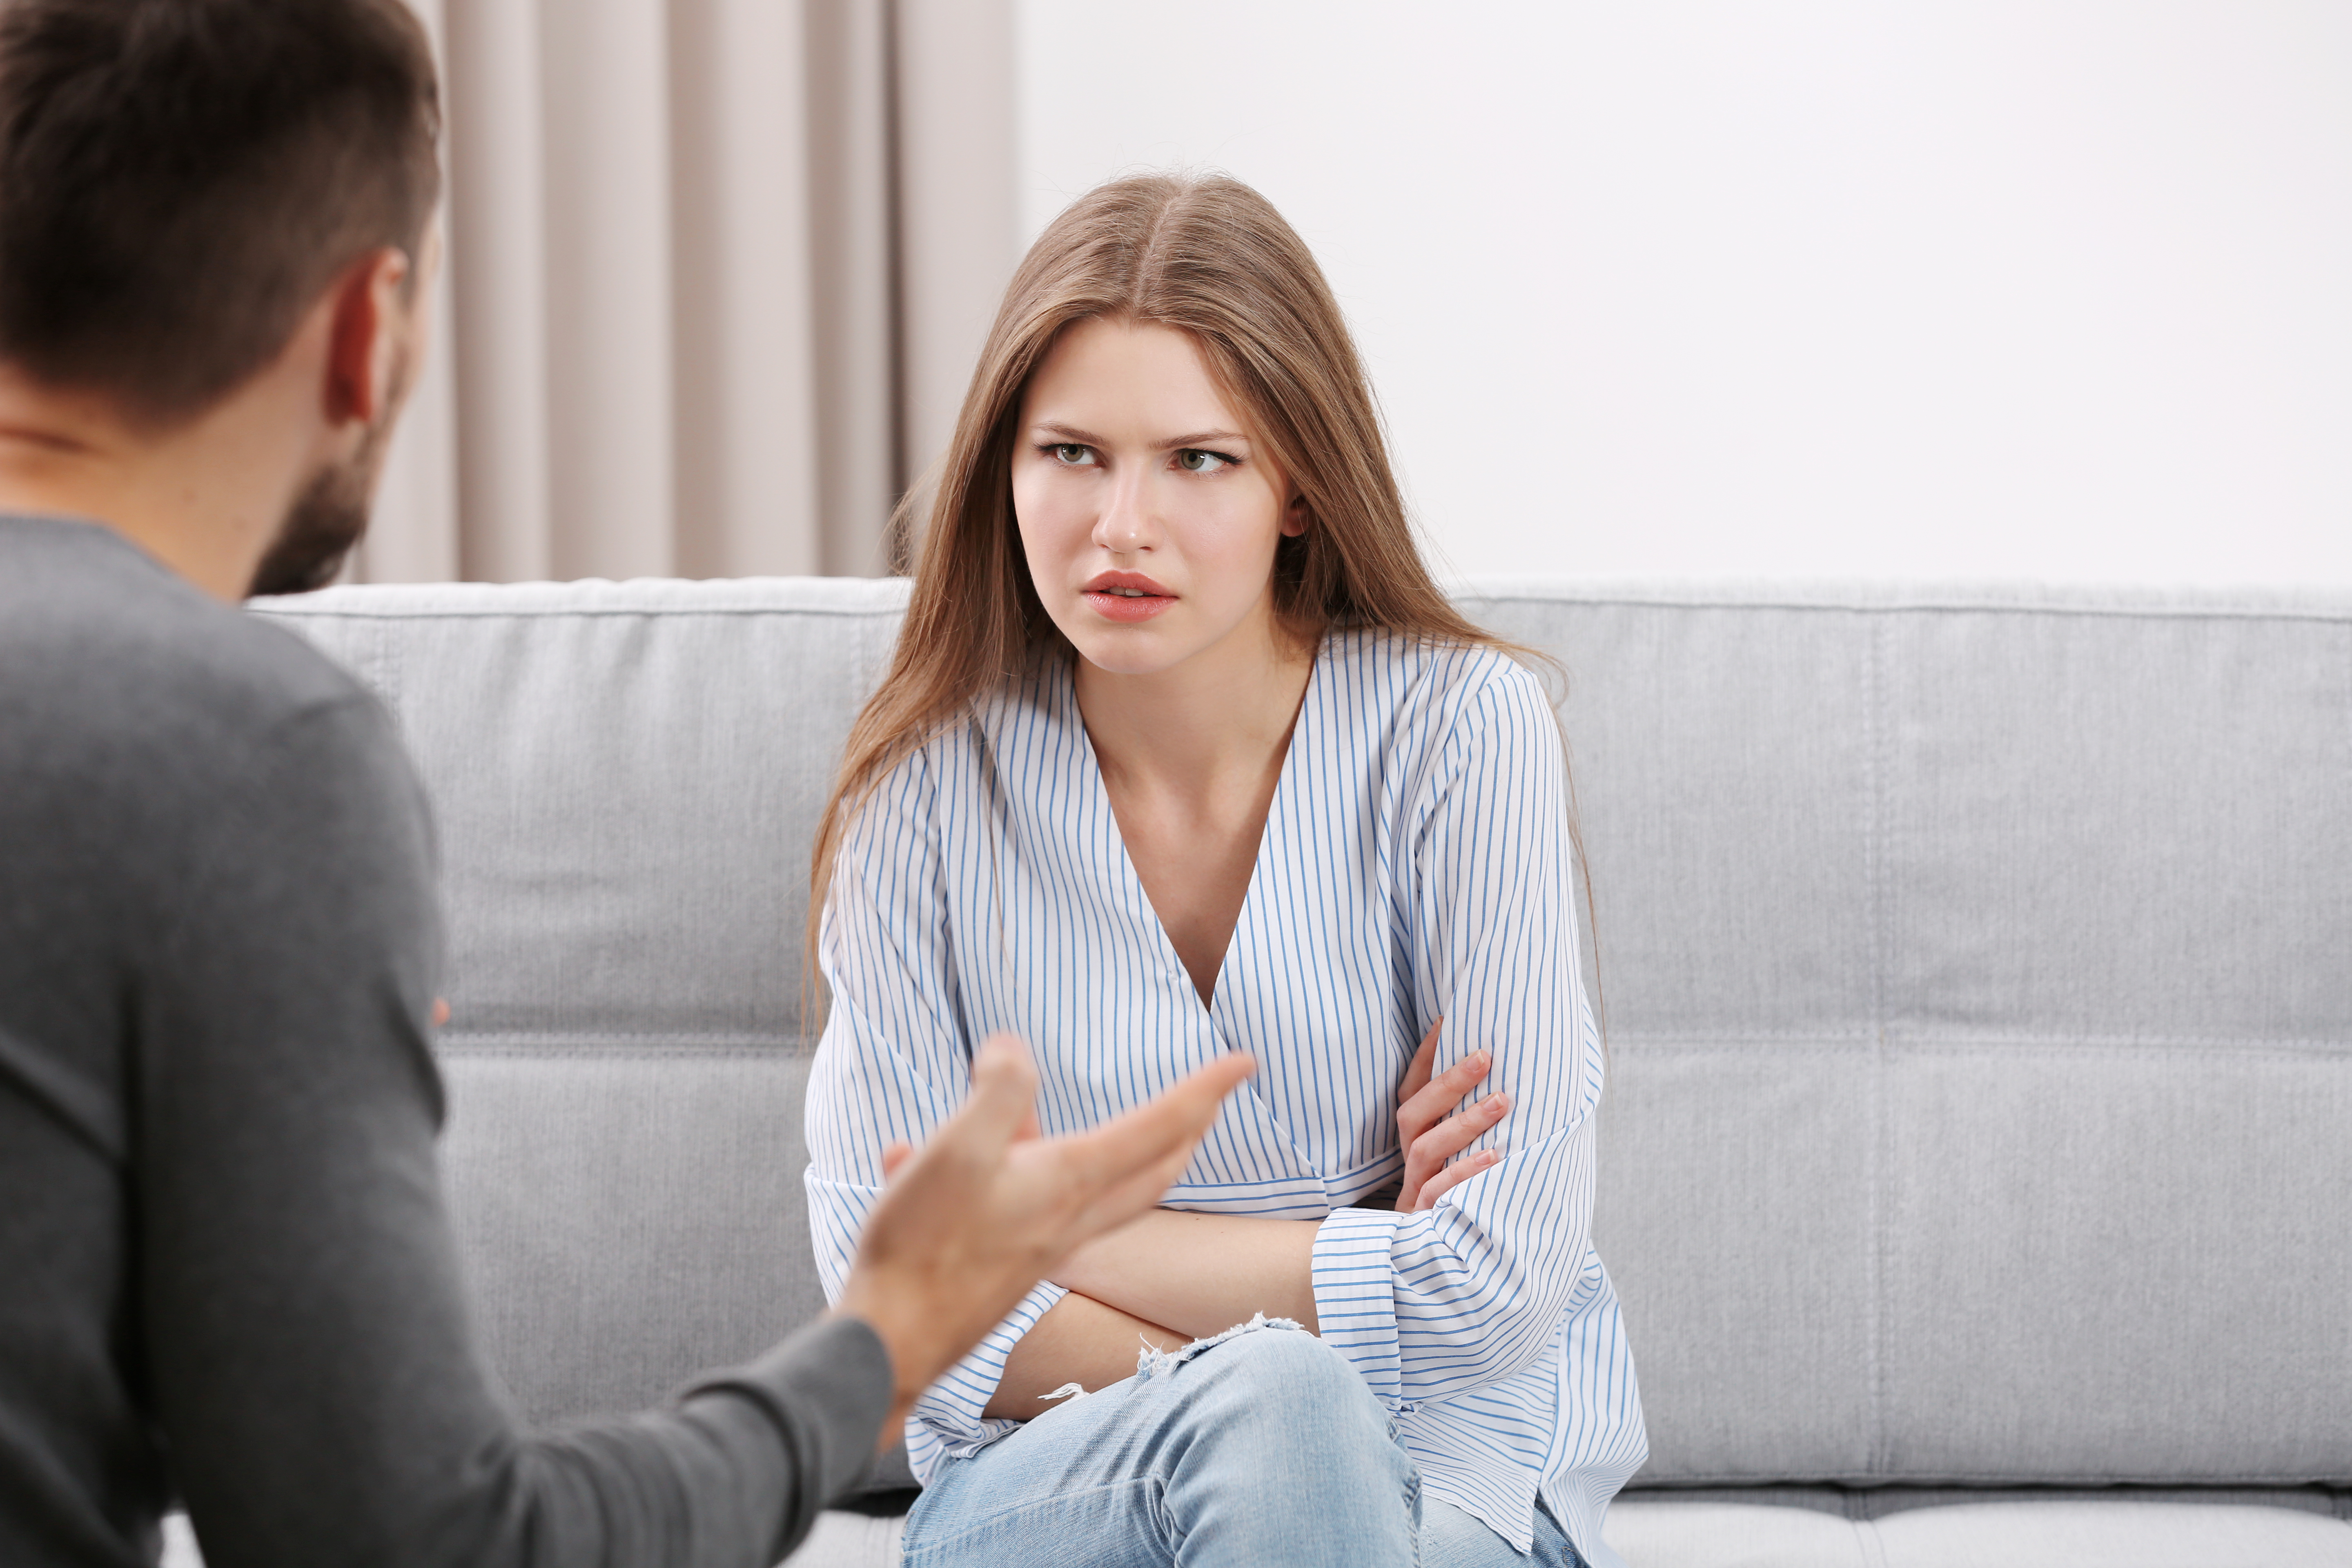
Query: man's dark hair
0 0 440 427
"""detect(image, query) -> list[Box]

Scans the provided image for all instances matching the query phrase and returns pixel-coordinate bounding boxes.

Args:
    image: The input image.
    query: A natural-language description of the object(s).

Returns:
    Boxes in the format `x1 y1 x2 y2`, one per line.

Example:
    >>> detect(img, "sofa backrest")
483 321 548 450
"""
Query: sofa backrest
258 577 2352 1490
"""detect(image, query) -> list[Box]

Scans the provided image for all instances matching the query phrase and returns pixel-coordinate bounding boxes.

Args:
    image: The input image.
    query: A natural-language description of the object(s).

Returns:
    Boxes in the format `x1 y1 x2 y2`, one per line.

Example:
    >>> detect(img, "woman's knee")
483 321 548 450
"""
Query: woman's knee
1149 1320 1385 1433
1211 1320 1359 1386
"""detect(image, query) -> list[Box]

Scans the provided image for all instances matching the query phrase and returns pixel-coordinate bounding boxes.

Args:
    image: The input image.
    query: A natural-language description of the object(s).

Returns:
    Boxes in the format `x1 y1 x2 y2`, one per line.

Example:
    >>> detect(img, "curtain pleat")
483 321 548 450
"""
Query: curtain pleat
892 0 1015 519
804 0 901 575
543 0 673 578
362 0 927 584
669 0 820 578
442 0 554 579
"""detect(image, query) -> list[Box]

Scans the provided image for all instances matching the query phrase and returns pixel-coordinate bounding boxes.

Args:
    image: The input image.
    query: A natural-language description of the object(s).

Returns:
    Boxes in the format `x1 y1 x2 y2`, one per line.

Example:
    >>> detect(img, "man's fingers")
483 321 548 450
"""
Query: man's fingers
1056 1054 1254 1192
881 1141 914 1180
1173 1051 1257 1107
1103 1054 1254 1154
1036 1117 1216 1252
950 1033 1042 1159
1074 1141 1203 1234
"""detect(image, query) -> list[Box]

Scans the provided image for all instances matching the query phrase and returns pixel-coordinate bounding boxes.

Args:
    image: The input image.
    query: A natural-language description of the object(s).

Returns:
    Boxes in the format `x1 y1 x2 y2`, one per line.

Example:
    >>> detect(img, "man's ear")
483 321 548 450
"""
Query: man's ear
322 247 412 428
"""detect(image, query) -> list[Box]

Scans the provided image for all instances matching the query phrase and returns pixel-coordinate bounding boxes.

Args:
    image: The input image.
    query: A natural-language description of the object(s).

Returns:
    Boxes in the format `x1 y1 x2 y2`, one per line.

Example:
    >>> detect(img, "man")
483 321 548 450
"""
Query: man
0 3 1252 1565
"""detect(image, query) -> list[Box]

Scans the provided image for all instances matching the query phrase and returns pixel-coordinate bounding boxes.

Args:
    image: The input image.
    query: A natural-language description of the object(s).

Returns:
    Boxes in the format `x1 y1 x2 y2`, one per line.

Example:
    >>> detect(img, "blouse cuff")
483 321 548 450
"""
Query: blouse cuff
905 1278 1069 1479
1311 1205 1403 1406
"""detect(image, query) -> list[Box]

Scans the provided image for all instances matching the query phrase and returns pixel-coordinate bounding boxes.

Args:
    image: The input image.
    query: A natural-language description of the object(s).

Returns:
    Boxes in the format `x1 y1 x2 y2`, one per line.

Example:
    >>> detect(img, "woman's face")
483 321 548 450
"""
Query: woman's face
1012 317 1304 679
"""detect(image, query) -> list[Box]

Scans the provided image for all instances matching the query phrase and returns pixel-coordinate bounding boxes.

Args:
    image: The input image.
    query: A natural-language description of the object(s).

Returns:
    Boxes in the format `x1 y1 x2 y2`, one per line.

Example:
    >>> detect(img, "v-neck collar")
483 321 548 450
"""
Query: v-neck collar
1055 639 1325 1024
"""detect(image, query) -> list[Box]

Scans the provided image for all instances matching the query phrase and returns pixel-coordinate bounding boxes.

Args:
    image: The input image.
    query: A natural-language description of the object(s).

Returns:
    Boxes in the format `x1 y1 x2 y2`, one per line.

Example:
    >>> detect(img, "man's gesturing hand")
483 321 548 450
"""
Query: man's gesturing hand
832 1033 1255 1444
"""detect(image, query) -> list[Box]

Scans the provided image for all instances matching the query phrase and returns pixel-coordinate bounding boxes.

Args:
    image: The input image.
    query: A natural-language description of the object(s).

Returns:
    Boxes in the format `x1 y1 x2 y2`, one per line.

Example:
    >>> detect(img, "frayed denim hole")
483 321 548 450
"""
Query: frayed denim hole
1133 1310 1305 1383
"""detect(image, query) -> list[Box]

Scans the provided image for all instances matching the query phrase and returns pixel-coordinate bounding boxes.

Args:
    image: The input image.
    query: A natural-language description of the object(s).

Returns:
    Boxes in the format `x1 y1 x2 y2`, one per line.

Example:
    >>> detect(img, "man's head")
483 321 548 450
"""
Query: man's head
0 0 441 594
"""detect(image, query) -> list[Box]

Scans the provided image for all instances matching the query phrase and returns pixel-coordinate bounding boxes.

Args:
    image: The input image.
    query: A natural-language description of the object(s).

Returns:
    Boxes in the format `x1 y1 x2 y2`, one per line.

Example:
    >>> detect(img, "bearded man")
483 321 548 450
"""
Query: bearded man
0 5 1248 1566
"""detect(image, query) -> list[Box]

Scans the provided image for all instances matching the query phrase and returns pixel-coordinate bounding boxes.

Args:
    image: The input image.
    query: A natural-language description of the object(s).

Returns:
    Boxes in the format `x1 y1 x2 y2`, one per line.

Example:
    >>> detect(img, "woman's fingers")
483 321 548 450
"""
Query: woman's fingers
1399 1090 1510 1209
1396 1016 1445 1106
1393 1025 1501 1209
1411 1148 1501 1211
1417 1091 1508 1165
1397 1048 1492 1147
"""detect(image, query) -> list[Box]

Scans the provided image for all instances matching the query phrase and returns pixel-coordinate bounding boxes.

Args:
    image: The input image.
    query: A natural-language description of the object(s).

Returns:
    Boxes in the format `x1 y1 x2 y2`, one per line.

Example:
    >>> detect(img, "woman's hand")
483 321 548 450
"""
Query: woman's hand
1395 1017 1509 1211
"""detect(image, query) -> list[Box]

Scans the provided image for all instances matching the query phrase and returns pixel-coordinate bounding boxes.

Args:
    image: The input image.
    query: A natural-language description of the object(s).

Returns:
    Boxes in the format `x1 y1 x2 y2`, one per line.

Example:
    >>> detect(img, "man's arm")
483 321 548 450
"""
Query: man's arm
142 695 884 1568
141 695 1248 1568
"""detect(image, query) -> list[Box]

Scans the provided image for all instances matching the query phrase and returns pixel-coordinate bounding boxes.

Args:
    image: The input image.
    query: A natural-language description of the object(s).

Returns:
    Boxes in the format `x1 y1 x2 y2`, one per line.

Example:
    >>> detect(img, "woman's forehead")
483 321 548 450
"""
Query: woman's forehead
1022 319 1246 444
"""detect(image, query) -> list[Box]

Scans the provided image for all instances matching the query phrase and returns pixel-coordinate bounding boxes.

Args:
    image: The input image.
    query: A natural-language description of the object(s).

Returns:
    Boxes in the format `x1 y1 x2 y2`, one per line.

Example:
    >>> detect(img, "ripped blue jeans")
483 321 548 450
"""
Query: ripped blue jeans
898 1317 1586 1568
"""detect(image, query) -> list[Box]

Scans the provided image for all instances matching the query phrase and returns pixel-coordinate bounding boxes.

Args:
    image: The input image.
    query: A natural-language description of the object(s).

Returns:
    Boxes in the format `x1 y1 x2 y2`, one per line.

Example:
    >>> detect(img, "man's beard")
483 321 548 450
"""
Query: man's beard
246 346 410 599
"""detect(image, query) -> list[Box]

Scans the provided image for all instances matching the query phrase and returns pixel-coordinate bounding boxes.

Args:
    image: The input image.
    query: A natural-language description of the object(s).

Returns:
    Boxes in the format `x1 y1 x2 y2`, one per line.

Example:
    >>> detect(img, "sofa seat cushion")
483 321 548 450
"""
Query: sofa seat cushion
779 1509 906 1566
1603 1499 2352 1568
173 1499 2352 1568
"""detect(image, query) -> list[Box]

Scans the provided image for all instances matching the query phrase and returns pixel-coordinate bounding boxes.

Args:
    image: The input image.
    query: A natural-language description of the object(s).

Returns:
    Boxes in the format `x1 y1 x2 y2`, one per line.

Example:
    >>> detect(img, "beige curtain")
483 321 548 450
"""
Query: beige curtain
353 0 1016 584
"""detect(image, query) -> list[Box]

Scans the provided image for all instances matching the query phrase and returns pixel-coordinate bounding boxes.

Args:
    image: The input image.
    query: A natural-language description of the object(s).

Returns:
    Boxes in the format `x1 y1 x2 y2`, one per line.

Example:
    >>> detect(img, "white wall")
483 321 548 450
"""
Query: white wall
1015 2 2352 586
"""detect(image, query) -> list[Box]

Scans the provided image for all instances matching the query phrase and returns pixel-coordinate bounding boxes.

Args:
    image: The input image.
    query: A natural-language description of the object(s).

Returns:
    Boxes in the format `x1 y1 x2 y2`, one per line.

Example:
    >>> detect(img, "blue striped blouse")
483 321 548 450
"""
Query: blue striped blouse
805 627 1648 1561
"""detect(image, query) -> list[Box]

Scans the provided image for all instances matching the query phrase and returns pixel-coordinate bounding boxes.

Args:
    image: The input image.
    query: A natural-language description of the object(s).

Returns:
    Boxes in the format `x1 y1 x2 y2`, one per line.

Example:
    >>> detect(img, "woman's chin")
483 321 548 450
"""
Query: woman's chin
1071 633 1189 679
1061 601 1292 686
1044 603 1183 677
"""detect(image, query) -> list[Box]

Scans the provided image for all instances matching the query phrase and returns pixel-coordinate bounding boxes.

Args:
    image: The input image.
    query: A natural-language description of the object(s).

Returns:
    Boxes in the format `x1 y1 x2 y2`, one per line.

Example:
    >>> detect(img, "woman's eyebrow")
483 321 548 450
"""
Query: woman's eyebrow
1155 430 1248 451
1032 421 1250 451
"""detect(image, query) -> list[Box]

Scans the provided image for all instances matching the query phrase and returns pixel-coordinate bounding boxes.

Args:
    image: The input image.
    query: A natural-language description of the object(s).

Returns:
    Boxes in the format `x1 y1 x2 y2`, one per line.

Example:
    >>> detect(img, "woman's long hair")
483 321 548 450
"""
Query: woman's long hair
805 173 1589 1020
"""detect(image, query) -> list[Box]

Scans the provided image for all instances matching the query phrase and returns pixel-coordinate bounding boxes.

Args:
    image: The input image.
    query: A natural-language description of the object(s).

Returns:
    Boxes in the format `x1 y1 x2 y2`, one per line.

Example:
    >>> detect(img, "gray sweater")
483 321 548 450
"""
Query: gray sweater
0 516 891 1568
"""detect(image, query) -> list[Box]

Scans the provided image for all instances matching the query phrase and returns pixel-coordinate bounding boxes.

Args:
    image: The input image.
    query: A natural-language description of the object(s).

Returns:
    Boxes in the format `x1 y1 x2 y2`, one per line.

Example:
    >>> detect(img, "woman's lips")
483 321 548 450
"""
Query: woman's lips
1082 587 1177 623
1081 572 1176 623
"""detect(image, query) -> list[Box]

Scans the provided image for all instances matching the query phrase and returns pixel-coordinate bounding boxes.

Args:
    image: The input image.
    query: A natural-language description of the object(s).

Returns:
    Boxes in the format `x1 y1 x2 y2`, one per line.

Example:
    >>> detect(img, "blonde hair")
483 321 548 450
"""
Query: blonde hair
806 173 1579 1014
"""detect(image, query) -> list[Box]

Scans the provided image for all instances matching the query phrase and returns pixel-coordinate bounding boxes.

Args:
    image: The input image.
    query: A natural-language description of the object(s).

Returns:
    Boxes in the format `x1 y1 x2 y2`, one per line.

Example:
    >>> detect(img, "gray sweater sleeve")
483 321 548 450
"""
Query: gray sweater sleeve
136 693 891 1568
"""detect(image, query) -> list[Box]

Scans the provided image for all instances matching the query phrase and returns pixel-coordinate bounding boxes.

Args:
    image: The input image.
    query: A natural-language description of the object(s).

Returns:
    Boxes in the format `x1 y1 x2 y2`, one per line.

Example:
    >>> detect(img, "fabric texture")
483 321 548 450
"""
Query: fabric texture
803 629 1646 1559
1420 1497 1586 1568
1601 1499 2352 1567
360 0 976 584
235 575 2350 1529
0 519 893 1568
1462 584 2352 1487
900 1321 1421 1568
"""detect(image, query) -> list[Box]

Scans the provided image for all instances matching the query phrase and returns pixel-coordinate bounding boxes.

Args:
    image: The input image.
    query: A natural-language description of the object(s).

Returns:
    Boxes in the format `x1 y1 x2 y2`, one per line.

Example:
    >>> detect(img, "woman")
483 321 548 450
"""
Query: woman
805 174 1645 1568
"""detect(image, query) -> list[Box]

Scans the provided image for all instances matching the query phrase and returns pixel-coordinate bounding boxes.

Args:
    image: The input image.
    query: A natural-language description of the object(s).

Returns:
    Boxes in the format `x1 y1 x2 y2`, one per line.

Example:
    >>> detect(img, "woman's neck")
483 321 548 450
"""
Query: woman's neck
1074 612 1317 805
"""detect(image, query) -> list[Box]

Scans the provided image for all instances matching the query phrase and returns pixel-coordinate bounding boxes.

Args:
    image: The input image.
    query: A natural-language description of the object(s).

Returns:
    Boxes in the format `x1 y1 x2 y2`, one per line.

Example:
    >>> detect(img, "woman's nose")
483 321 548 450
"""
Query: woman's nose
1094 476 1156 554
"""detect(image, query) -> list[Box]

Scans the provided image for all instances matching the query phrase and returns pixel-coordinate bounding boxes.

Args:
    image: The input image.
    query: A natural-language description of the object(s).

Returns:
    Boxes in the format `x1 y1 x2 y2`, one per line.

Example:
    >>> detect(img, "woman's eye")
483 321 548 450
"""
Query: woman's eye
1176 449 1234 473
1050 443 1095 466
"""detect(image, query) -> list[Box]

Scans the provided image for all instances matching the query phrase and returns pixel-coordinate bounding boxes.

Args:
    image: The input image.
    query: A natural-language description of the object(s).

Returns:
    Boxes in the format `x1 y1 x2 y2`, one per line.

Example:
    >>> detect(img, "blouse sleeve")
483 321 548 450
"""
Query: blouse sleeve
1308 662 1607 1410
801 744 1067 1481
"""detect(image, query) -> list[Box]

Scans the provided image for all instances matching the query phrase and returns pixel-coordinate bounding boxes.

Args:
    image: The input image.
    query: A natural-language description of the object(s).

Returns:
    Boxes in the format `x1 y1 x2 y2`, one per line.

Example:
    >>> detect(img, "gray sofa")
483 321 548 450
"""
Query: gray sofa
170 576 2350 1566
